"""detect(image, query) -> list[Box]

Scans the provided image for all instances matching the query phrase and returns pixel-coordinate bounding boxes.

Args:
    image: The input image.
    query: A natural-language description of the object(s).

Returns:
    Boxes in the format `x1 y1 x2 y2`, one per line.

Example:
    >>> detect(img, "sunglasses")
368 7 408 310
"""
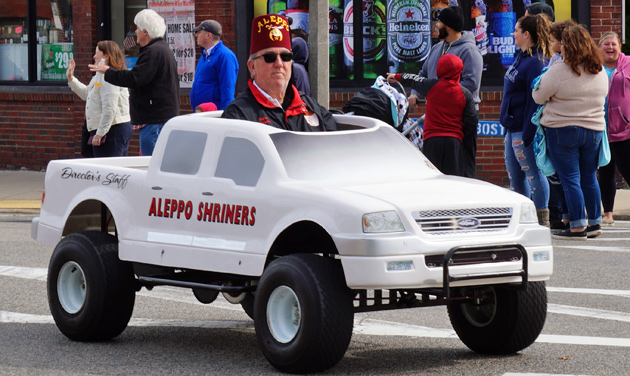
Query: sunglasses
253 52 293 63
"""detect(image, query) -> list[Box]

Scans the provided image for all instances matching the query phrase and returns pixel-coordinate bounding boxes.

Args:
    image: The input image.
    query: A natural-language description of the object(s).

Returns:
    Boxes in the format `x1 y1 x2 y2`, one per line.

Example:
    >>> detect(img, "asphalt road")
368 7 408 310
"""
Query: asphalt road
1 213 629 376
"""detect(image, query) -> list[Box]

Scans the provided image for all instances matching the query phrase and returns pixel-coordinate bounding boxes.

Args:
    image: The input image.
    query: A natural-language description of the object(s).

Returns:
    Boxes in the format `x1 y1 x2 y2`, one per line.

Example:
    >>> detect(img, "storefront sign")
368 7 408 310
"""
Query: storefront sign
148 0 196 88
477 121 505 137
41 43 73 81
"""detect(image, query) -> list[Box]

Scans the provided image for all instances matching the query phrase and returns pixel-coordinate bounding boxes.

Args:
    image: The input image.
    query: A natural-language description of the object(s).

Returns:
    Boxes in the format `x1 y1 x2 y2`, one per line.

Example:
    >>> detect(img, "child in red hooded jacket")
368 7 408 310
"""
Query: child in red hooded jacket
388 54 478 177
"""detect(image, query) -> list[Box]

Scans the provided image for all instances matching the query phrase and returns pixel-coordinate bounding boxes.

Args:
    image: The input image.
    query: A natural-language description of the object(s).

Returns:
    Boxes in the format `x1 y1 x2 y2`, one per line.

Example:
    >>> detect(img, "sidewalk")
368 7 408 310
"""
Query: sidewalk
2 169 630 219
0 170 45 214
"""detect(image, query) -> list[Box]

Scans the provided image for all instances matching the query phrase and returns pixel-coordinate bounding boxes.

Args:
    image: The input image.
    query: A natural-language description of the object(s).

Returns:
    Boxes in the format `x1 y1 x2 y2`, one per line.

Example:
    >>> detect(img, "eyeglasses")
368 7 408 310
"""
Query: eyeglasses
253 52 293 63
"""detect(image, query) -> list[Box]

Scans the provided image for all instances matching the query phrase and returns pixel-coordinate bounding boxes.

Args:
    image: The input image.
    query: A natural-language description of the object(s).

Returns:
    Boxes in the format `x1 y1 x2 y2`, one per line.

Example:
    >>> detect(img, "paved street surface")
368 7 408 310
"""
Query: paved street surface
1 213 628 375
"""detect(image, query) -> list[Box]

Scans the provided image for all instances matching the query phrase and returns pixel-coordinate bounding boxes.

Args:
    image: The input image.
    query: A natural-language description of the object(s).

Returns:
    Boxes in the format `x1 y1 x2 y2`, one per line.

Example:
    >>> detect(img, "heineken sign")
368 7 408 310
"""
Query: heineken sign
41 43 73 81
387 0 431 65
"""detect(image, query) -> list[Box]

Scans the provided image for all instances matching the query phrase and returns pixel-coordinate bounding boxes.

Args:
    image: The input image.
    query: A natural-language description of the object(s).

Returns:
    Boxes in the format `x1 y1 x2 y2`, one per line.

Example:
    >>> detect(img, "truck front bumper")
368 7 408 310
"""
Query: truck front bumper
340 243 553 291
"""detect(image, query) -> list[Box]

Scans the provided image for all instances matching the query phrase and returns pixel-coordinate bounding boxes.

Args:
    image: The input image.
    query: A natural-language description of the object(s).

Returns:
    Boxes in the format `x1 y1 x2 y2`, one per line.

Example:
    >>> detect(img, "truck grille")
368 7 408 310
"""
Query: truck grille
413 207 512 235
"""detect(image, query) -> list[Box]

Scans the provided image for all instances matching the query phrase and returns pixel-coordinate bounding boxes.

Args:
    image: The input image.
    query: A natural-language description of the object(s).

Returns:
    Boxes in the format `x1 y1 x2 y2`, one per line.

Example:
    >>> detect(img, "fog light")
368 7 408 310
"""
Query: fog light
533 251 550 262
387 261 413 271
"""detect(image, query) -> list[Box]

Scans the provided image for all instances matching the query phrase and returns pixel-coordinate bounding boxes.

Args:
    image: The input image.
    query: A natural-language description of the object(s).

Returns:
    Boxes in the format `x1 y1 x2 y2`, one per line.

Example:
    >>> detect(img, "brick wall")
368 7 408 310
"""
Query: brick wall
0 91 77 170
194 0 237 51
590 0 623 42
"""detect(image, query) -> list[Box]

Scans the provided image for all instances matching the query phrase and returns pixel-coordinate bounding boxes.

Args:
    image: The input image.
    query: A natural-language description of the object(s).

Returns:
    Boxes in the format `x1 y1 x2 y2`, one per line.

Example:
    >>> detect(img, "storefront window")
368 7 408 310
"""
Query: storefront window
268 0 573 87
111 0 146 68
0 0 73 82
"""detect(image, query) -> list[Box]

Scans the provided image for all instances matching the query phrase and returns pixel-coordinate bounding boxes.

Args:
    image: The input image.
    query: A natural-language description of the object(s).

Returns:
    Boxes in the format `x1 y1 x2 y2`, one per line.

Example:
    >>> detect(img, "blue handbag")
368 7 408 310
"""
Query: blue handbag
533 123 556 177
531 67 555 176
599 127 611 167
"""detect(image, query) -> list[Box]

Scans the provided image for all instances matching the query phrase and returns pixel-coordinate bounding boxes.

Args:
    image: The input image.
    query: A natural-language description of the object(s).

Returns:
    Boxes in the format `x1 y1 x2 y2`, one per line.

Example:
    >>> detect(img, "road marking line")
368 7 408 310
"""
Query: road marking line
2 310 629 347
547 286 630 298
0 265 47 281
503 373 594 376
553 245 630 253
548 304 630 322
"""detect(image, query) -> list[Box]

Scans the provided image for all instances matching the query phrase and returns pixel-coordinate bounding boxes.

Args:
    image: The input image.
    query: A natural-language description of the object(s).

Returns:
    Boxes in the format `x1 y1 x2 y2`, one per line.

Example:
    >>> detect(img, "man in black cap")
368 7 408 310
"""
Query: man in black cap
190 20 239 111
525 2 555 22
408 6 482 178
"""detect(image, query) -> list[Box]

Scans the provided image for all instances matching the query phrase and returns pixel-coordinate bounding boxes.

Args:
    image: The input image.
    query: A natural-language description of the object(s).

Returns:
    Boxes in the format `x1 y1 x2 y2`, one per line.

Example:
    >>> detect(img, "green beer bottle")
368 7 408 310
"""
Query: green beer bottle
387 0 432 74
268 0 287 16
330 0 345 78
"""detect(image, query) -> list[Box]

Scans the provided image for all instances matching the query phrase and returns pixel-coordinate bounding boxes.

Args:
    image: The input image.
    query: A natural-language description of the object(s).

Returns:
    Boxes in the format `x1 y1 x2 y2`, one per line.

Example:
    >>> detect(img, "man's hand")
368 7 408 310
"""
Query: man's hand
408 94 419 106
89 64 110 74
386 73 398 84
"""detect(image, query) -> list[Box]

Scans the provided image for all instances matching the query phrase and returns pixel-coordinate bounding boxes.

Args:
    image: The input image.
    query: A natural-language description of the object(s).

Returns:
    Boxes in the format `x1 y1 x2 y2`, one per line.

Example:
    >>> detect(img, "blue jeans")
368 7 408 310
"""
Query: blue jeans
139 123 164 156
504 131 549 209
548 173 569 220
90 122 133 158
545 126 602 228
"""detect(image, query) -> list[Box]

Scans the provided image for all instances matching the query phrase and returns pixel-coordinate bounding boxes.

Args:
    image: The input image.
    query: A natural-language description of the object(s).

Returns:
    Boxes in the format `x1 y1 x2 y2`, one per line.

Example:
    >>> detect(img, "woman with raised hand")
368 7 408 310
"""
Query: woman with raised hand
67 41 132 157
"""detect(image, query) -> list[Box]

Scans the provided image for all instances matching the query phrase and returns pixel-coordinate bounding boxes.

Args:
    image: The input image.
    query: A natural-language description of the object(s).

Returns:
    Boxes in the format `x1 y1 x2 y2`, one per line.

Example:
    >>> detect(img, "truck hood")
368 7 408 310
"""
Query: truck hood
330 175 525 211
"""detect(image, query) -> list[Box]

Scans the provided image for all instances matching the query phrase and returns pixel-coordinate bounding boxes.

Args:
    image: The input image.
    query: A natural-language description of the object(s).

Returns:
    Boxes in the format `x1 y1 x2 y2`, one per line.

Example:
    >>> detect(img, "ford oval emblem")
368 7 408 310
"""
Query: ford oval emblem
457 217 480 229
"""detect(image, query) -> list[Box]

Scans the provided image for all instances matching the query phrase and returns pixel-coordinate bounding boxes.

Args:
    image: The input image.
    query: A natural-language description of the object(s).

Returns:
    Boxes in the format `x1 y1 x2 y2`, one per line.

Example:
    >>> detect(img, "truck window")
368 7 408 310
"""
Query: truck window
161 130 207 175
215 137 265 187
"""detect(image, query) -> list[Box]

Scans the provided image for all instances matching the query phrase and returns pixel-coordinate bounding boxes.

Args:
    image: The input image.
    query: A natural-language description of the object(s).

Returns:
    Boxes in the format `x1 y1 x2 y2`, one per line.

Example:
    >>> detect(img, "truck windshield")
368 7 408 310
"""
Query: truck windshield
270 127 438 182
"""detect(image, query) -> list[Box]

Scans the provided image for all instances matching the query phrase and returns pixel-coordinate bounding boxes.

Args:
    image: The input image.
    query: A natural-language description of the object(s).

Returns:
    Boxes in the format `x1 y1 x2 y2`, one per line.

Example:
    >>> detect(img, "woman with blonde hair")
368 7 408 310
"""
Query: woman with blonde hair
597 31 630 227
501 14 553 226
66 40 132 157
533 25 609 240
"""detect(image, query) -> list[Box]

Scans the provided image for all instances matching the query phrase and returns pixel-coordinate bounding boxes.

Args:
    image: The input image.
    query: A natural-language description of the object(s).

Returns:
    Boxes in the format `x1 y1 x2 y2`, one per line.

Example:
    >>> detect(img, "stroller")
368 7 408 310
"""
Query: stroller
343 76 424 150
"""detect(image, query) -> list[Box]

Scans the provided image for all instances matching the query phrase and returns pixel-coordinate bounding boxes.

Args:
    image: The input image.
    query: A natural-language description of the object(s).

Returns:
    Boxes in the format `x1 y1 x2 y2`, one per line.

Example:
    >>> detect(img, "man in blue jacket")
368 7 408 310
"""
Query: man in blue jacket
190 20 239 111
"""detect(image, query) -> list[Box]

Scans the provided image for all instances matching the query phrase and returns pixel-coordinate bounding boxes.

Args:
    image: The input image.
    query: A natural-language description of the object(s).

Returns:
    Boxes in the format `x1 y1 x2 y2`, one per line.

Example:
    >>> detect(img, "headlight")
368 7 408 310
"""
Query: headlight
519 202 538 223
362 211 405 233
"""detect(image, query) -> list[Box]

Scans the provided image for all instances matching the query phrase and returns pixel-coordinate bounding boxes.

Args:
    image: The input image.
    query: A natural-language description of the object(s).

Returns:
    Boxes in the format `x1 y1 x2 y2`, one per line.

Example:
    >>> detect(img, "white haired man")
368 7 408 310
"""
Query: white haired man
90 9 179 156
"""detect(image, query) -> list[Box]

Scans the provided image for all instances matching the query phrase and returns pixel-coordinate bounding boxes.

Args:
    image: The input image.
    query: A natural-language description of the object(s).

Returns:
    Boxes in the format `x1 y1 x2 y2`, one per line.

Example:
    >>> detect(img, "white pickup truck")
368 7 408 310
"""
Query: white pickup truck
32 113 553 373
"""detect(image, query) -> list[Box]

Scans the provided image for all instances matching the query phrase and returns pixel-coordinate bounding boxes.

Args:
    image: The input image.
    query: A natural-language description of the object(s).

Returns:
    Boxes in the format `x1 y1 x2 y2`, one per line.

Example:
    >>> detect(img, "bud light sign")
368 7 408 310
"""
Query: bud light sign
488 11 516 68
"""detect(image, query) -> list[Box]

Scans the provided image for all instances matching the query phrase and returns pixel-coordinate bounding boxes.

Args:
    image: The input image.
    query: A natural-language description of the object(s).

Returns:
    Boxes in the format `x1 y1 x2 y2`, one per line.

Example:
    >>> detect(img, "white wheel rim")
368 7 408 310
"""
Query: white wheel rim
57 261 87 314
267 285 301 343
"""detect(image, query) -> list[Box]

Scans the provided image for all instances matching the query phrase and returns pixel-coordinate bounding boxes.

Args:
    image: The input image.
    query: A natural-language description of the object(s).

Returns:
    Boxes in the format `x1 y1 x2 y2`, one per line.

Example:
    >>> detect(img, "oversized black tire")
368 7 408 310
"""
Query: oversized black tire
47 231 136 341
448 282 547 354
254 254 354 373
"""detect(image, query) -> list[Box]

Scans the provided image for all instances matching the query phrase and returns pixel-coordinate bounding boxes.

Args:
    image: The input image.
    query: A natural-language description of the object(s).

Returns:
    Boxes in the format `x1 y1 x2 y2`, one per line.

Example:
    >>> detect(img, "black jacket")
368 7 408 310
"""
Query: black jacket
104 38 180 125
222 79 337 132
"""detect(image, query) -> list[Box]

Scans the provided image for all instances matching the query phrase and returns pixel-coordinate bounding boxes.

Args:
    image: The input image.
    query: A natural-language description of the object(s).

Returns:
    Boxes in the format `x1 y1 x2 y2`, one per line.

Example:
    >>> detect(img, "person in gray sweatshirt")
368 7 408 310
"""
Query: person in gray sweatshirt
409 6 483 178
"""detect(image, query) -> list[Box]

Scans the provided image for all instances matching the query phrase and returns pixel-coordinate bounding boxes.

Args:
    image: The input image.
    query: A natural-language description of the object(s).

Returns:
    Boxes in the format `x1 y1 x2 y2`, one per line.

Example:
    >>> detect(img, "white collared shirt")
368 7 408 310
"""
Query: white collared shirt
252 80 282 108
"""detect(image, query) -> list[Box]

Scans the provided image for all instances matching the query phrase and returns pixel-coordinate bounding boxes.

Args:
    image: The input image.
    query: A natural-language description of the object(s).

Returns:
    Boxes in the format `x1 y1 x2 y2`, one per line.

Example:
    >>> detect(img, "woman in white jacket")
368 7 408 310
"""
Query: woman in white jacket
66 41 132 157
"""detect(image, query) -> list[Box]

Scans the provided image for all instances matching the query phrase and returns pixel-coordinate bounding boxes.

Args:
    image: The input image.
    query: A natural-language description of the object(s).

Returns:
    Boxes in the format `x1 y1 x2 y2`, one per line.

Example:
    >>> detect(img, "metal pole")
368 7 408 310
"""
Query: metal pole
309 1 330 107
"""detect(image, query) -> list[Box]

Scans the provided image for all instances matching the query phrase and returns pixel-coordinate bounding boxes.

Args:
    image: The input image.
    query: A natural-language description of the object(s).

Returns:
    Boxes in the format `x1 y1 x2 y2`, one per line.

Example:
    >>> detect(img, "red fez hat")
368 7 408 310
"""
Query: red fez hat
250 14 292 55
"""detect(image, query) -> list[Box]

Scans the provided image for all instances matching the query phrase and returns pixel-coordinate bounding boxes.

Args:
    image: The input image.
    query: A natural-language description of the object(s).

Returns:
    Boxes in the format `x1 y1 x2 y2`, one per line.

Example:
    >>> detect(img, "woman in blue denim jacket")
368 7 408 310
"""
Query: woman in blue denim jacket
500 14 553 226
